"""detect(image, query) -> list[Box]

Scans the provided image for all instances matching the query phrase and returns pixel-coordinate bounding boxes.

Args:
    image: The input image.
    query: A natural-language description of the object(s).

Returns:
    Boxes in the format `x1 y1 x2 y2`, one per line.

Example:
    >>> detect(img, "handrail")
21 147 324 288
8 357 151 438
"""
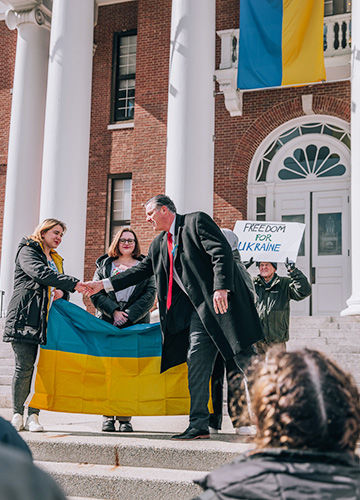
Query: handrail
0 290 4 318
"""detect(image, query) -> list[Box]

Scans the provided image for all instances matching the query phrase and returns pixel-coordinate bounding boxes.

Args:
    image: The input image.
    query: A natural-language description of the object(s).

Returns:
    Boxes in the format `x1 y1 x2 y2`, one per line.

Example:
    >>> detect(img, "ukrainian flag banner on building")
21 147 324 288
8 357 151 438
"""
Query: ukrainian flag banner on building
29 300 190 416
237 0 326 90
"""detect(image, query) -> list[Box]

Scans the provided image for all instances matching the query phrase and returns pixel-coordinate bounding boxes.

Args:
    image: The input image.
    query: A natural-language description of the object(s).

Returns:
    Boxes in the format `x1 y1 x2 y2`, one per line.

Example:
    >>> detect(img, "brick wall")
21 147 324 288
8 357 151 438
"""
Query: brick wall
0 22 16 256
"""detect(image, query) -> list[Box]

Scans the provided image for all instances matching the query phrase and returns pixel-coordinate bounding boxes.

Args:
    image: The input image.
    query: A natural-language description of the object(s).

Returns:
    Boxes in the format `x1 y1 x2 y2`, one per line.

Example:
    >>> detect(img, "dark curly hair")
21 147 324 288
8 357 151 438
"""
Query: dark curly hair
231 348 360 453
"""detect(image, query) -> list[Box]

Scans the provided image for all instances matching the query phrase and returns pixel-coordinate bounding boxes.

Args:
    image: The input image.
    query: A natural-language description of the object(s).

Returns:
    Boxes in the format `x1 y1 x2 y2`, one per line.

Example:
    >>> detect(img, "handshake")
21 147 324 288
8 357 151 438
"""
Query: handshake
74 281 104 297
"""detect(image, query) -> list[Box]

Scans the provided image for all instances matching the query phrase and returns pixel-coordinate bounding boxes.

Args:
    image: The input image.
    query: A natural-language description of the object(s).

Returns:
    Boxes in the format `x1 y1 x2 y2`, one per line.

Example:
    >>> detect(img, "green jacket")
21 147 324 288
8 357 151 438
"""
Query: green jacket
253 267 311 344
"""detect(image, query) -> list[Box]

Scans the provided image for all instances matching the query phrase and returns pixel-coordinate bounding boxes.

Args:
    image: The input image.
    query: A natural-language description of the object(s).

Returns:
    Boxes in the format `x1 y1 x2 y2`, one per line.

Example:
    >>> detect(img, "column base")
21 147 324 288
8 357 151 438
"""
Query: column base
340 296 360 316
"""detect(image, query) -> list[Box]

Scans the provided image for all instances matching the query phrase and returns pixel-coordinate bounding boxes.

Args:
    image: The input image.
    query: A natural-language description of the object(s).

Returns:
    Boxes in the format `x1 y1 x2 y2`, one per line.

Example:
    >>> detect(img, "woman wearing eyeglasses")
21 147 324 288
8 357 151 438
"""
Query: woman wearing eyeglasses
91 227 156 432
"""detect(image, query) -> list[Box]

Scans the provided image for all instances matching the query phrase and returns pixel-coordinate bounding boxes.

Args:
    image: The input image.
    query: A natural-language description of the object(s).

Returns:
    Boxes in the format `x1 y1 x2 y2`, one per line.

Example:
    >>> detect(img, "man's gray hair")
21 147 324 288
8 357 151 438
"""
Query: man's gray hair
145 194 177 213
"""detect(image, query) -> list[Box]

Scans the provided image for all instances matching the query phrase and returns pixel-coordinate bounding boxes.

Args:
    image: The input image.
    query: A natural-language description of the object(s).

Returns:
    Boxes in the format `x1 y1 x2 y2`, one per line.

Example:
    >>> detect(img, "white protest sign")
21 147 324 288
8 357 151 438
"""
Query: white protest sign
233 220 305 263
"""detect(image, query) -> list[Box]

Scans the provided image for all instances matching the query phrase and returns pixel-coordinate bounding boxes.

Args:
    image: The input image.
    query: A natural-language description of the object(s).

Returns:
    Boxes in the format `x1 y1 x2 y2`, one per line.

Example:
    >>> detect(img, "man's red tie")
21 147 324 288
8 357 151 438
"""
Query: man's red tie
167 232 173 310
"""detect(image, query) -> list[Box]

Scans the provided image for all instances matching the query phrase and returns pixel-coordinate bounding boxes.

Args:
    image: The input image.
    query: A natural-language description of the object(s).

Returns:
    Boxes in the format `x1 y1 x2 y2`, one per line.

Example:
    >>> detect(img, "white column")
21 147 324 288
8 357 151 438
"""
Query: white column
165 0 215 215
39 0 94 293
0 8 50 312
341 2 360 316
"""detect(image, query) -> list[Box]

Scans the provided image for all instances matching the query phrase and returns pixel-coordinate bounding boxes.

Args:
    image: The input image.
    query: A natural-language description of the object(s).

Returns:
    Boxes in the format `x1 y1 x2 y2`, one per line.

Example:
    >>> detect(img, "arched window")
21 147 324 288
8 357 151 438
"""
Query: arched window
255 122 350 182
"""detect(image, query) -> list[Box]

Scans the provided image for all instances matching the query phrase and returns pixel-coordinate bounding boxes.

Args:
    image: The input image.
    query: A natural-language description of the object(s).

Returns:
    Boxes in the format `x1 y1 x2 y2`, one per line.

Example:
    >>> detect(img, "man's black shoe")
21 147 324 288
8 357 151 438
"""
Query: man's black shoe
118 422 133 432
102 418 115 432
171 426 210 440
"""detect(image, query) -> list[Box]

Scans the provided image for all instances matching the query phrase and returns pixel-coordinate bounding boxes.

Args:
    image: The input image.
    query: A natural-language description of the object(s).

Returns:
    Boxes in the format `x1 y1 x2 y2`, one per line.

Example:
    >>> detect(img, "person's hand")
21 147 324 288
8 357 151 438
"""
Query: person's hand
75 281 102 296
113 310 128 327
244 257 254 270
53 289 64 301
213 289 229 314
285 257 295 273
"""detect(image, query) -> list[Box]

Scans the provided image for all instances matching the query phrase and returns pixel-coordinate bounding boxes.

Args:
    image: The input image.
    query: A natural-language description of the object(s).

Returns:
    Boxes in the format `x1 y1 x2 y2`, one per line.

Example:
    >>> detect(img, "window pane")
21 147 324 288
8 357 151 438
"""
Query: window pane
256 196 266 214
318 213 342 255
112 178 132 221
113 33 137 122
324 0 333 16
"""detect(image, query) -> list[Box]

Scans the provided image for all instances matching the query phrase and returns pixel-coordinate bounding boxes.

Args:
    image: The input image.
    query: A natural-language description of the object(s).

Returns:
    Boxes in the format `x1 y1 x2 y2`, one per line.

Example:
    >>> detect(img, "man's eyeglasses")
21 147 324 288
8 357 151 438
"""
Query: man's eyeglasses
119 238 135 244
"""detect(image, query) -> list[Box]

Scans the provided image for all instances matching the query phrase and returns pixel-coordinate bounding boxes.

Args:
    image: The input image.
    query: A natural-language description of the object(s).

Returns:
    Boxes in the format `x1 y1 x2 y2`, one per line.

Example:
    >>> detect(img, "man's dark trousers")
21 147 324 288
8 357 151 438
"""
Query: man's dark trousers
187 310 219 430
186 308 254 430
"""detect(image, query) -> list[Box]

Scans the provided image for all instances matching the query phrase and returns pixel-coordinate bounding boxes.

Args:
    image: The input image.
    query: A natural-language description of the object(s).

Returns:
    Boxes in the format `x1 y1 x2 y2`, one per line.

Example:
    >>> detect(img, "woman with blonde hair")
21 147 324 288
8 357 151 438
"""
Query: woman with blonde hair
195 348 360 499
91 227 156 432
3 219 83 432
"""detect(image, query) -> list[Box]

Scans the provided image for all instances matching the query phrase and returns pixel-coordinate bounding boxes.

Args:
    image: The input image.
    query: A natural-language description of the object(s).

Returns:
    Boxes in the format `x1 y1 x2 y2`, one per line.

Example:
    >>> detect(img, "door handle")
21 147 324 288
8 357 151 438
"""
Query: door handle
311 267 316 284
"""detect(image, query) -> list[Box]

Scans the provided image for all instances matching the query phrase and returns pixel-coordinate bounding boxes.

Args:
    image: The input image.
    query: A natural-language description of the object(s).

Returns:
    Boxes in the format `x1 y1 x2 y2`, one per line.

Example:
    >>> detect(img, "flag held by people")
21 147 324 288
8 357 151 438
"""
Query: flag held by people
237 0 326 90
29 300 190 416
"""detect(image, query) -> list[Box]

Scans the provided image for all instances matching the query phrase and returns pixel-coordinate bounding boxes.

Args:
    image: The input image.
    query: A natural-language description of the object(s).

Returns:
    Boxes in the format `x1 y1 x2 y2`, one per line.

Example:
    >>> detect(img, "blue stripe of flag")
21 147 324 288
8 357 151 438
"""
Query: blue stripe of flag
237 0 283 90
43 299 163 358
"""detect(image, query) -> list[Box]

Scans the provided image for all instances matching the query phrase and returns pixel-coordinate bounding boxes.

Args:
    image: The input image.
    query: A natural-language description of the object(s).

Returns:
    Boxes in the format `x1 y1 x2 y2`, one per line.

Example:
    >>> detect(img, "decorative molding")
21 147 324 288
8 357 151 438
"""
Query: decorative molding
5 5 50 30
107 122 134 130
214 68 243 116
302 95 314 115
97 0 135 5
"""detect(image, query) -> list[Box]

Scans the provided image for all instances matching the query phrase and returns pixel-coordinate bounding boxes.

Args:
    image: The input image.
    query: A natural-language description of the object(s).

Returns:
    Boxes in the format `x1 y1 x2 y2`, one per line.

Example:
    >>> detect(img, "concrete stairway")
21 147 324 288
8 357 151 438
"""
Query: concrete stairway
1 315 360 499
30 433 249 500
288 315 360 386
0 407 250 500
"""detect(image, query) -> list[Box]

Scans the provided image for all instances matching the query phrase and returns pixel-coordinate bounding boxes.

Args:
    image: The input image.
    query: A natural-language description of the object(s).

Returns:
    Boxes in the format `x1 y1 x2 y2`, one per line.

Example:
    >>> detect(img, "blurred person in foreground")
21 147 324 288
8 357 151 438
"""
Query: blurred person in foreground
91 227 156 432
194 347 360 499
0 442 66 500
0 415 32 458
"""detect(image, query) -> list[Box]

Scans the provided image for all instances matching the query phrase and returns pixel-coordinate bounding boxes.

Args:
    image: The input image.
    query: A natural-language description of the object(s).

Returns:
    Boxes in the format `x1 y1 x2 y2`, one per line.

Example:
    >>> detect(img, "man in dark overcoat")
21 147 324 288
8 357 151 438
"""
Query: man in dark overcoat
86 195 263 439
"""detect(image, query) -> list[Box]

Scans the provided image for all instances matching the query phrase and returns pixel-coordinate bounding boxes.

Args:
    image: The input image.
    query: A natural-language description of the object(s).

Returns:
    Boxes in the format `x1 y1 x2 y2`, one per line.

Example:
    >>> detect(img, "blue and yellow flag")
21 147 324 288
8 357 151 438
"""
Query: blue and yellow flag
237 0 326 89
29 300 190 416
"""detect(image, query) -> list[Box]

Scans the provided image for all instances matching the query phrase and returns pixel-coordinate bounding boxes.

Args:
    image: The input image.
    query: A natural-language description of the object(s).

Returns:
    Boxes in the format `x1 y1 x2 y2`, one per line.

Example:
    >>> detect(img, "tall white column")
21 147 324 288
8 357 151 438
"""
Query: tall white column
341 3 360 316
39 0 94 291
165 0 215 215
0 8 50 312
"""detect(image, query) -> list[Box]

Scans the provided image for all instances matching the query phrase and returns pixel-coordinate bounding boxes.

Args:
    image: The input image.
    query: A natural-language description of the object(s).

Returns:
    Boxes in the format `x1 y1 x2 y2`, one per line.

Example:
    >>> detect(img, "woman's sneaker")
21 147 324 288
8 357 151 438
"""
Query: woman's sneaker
11 413 24 432
25 414 44 432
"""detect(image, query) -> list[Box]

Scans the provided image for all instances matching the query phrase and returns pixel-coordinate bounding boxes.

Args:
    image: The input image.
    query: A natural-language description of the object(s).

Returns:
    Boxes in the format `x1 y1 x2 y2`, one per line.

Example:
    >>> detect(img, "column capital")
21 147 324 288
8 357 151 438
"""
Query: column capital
5 6 51 31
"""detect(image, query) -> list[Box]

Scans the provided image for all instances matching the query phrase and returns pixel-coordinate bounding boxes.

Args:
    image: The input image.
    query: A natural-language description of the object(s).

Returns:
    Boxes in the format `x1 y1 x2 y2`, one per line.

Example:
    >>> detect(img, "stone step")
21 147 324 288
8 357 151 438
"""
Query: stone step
0 386 11 408
25 432 246 472
68 497 105 500
37 460 204 500
0 358 14 367
290 315 360 327
0 375 11 385
287 341 360 354
289 330 360 341
0 365 14 377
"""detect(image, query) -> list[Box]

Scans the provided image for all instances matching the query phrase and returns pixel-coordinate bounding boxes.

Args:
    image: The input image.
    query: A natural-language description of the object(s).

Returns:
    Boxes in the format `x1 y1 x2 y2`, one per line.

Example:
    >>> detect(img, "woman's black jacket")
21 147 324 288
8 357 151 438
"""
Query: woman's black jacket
90 254 156 325
194 448 360 499
3 238 79 345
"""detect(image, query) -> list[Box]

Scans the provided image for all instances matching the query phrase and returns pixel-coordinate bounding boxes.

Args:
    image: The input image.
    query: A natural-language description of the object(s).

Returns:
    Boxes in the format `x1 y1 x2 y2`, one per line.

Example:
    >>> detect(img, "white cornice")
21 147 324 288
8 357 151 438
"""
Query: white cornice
97 0 135 5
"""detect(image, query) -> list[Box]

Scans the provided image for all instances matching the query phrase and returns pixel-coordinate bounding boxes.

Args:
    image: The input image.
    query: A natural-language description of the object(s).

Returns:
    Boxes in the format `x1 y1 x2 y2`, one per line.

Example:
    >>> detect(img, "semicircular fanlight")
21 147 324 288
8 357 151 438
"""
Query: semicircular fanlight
279 144 346 180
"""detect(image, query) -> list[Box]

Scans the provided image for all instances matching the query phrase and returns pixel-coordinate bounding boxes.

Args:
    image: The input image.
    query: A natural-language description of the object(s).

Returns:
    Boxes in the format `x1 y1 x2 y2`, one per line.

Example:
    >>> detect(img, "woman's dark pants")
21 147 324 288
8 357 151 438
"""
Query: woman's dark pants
11 342 40 416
